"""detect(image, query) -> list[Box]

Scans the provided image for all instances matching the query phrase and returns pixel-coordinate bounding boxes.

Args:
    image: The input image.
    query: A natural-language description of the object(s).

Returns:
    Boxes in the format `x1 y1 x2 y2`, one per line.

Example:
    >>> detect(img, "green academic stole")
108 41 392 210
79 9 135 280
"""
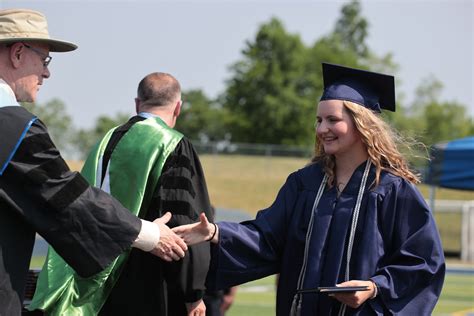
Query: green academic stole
29 116 183 315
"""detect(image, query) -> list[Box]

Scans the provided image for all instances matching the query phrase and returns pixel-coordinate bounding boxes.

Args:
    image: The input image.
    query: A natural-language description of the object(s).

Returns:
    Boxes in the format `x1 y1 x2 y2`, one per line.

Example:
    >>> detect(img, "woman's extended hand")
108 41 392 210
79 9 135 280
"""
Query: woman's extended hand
331 280 376 309
172 212 218 245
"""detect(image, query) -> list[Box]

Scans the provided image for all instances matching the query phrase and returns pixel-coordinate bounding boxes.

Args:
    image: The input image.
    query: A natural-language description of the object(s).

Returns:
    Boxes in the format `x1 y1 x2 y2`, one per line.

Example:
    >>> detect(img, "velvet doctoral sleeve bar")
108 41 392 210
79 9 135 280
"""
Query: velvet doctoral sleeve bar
159 137 212 305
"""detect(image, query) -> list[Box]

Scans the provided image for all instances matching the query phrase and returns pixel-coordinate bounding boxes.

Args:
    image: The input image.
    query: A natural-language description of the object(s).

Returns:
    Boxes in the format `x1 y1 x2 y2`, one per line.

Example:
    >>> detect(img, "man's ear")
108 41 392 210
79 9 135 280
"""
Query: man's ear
174 100 182 117
9 43 25 68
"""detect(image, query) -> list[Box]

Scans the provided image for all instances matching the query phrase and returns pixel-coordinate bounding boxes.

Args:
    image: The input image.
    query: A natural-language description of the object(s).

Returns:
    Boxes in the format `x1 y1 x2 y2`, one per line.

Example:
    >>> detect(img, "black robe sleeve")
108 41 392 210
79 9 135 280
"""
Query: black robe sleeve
2 119 141 277
157 138 212 304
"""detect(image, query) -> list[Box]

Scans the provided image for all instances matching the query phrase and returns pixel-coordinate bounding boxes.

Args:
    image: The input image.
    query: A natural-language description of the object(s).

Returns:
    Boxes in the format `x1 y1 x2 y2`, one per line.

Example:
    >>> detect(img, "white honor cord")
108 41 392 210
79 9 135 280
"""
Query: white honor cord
297 174 328 288
290 160 372 316
338 159 372 316
290 174 328 316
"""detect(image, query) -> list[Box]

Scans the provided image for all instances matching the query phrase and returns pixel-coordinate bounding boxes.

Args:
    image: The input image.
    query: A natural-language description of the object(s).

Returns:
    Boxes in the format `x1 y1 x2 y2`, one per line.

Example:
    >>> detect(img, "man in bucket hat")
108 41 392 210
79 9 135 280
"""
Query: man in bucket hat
0 9 188 315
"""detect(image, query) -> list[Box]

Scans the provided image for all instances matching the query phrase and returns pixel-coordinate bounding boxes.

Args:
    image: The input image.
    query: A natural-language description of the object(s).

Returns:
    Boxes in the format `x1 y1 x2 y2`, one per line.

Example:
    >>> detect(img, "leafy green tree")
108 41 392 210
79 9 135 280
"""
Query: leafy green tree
333 0 369 58
296 1 371 146
221 2 404 146
222 17 314 145
23 99 75 157
314 0 399 82
411 76 443 116
74 113 130 160
304 36 361 106
409 76 474 146
175 89 228 141
422 101 473 146
469 119 474 136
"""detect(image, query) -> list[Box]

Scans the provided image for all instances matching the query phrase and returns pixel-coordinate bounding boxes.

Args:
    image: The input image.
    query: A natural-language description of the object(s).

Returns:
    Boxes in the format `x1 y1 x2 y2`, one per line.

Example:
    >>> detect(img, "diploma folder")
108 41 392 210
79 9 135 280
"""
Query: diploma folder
297 286 369 294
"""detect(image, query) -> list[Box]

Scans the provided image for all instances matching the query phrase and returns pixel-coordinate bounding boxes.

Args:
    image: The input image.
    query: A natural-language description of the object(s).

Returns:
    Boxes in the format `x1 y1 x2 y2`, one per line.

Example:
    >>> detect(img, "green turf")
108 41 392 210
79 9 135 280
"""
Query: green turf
434 212 462 252
67 156 473 252
226 276 276 316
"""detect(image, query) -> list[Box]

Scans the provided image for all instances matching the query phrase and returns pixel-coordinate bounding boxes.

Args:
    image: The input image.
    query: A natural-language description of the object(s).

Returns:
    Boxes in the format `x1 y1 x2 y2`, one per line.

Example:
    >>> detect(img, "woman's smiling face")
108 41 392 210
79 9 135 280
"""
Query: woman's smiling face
316 99 364 158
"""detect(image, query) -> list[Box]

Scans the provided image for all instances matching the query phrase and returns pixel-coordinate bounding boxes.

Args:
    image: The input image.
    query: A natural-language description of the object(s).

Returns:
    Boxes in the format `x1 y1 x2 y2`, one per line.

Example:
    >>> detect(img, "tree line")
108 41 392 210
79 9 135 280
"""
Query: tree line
25 1 474 161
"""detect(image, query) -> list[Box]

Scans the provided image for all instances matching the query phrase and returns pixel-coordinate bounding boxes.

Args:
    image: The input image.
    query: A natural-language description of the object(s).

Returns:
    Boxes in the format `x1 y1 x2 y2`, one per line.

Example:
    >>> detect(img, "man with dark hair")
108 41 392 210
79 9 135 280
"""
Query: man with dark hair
33 72 213 315
0 9 187 315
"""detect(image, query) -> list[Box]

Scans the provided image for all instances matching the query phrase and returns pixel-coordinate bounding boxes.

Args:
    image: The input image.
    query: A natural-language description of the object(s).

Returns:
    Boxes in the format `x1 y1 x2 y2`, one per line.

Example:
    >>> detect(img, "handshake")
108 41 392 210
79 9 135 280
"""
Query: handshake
149 212 217 261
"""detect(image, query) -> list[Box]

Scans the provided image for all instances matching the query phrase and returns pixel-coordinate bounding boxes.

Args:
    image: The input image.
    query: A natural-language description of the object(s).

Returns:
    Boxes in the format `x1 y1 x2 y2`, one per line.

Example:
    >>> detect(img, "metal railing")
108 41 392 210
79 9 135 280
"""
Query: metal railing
429 199 474 262
193 140 313 158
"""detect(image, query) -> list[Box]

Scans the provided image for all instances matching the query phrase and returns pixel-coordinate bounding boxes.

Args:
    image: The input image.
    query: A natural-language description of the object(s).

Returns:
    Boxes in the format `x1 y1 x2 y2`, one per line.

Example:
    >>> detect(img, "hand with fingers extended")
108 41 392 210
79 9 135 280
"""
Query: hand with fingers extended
150 212 188 261
331 280 377 309
172 212 218 246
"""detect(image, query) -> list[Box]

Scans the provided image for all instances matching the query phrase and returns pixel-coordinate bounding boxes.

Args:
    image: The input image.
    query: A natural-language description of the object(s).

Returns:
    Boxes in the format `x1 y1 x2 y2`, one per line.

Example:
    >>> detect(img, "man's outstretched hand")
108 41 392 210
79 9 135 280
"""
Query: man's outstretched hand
151 212 188 261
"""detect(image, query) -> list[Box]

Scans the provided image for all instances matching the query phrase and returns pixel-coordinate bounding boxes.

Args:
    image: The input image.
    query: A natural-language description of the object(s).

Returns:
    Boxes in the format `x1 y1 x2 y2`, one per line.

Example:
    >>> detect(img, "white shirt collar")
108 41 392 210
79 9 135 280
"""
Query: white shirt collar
138 111 157 119
0 79 20 107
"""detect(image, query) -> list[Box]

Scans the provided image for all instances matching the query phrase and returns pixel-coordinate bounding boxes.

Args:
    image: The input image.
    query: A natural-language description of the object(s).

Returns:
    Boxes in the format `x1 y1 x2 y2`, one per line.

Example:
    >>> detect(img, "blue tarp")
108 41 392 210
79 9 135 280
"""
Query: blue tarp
426 136 474 191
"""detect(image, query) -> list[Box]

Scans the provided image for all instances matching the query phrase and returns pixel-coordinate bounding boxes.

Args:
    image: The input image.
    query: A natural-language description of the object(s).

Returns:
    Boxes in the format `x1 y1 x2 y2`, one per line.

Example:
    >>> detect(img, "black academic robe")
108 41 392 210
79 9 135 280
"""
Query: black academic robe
98 116 212 316
207 162 445 315
0 106 141 315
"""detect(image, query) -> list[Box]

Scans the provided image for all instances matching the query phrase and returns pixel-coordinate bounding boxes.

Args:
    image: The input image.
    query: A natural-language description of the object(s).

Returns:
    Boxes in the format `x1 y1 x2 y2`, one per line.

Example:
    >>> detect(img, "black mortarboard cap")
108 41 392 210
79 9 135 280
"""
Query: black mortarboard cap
320 63 396 112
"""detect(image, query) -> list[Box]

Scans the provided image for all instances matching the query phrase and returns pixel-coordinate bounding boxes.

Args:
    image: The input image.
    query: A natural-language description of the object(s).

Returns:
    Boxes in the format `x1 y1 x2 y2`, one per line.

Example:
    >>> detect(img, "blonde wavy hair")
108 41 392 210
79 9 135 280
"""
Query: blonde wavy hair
311 100 422 187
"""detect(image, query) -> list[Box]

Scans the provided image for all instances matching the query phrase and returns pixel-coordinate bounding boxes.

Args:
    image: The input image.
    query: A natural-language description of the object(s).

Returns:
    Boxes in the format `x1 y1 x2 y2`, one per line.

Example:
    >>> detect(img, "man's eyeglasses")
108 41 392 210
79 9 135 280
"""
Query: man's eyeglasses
22 43 52 67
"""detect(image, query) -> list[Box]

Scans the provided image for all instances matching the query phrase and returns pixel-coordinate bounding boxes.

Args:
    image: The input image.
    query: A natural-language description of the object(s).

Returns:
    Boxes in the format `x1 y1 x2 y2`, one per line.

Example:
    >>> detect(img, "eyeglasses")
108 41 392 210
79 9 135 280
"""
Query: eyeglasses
22 43 52 67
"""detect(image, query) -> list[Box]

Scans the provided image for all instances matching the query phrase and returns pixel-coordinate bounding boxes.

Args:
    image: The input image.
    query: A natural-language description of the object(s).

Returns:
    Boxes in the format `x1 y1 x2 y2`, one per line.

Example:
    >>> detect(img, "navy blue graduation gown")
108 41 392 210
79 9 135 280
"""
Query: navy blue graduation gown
206 162 445 315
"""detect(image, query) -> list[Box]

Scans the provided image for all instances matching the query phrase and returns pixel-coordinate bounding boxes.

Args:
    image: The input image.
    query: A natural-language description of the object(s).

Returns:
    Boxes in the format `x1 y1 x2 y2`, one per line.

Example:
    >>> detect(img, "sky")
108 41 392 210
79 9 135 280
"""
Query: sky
1 0 473 129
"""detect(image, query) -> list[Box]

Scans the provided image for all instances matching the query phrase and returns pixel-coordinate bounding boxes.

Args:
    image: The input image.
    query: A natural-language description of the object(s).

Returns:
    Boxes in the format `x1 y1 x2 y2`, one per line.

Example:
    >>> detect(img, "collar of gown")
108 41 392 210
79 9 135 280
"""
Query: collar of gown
0 79 20 107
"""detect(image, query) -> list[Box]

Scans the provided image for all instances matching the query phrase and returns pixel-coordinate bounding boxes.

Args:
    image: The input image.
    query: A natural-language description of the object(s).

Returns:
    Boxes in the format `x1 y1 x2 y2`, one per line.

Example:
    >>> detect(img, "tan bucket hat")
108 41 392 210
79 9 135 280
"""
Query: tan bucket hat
0 8 77 52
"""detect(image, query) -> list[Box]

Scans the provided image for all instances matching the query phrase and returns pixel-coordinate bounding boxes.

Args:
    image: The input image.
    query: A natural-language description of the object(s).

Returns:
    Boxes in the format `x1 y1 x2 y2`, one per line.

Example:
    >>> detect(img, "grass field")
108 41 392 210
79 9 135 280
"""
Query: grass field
62 155 474 314
67 155 473 252
196 154 474 213
68 155 474 209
